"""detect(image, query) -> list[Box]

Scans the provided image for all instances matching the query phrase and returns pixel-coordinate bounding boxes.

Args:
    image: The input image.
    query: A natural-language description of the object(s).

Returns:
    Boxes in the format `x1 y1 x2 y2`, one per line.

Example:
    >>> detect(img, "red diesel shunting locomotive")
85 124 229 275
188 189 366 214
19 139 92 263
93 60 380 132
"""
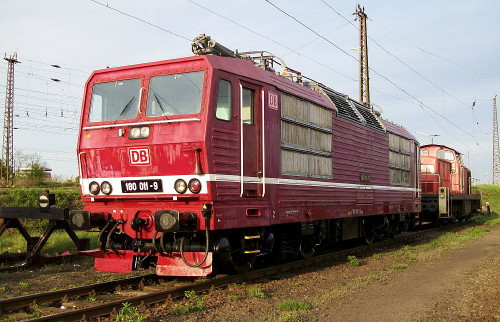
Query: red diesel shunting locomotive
420 144 480 221
68 35 421 276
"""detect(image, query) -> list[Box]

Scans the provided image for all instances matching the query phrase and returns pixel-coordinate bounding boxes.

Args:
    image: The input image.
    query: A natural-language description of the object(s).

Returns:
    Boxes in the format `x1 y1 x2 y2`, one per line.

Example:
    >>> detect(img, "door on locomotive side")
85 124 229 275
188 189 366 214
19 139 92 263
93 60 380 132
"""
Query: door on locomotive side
240 82 263 197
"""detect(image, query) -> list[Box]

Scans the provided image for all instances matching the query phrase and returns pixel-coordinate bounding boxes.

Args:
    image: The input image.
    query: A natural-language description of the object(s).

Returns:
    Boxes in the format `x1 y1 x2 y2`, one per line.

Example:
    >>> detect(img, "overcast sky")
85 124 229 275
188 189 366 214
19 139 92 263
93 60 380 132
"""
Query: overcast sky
0 0 498 183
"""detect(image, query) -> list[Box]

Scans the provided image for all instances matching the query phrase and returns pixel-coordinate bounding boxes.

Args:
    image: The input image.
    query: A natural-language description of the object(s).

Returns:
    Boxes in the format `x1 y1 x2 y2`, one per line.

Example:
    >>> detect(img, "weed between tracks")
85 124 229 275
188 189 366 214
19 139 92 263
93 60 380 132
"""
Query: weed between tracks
347 255 361 267
171 290 206 316
116 302 147 322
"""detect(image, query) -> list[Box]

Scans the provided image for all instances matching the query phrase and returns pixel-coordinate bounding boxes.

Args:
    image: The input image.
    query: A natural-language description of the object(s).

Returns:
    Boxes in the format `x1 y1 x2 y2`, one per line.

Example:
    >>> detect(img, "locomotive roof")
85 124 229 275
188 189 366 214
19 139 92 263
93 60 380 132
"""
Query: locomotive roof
206 55 336 110
88 54 413 139
380 119 416 141
89 55 335 110
421 144 461 155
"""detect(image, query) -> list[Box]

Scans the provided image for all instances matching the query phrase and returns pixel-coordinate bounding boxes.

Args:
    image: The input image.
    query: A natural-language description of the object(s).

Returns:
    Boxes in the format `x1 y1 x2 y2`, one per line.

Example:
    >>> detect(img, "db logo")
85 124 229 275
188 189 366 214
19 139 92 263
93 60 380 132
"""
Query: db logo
129 147 150 165
268 91 279 110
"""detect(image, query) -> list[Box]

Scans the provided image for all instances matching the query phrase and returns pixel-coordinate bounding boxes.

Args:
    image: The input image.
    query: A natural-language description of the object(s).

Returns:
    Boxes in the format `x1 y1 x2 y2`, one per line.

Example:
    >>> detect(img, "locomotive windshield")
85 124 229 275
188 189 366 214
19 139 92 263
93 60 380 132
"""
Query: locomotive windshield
436 149 455 161
88 78 141 122
146 71 204 117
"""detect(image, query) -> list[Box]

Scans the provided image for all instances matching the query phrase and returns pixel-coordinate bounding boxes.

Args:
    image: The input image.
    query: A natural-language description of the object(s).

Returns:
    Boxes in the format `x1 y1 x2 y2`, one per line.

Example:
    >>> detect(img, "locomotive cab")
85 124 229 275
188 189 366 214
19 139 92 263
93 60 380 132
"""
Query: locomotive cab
420 145 480 221
74 57 222 275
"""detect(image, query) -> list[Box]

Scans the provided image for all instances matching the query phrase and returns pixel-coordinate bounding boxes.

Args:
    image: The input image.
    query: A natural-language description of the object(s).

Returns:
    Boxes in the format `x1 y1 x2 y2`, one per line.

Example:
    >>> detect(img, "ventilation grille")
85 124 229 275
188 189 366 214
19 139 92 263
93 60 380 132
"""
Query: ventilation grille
350 100 384 132
321 87 360 121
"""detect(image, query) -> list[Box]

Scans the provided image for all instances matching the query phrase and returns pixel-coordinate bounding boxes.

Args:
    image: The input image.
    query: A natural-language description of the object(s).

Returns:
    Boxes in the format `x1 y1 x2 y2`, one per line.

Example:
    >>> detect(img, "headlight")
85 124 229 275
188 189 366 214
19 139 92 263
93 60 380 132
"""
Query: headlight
188 178 202 194
38 191 55 208
89 181 100 195
129 126 150 139
101 181 112 195
140 126 150 137
130 127 141 139
174 179 187 194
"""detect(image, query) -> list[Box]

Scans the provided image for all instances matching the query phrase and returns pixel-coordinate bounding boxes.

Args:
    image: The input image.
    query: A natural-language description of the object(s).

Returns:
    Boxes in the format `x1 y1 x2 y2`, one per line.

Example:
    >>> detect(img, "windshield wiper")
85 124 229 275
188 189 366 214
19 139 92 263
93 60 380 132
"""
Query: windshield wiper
114 96 136 122
154 93 167 115
150 90 180 115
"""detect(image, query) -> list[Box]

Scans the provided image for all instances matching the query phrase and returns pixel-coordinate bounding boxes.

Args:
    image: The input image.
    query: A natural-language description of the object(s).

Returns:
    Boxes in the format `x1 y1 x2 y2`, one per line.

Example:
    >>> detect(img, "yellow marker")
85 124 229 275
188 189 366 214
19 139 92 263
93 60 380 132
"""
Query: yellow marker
86 134 91 138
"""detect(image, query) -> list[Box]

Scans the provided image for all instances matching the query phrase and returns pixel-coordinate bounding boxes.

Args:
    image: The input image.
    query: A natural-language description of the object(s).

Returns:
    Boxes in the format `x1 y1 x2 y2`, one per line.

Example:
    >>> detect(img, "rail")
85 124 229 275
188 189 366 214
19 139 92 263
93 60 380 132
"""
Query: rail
0 223 463 321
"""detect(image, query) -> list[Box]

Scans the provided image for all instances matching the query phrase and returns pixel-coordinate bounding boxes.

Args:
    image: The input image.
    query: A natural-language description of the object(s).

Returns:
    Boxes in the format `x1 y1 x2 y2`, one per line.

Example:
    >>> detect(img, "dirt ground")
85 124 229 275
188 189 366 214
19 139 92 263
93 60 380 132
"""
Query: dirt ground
153 224 500 322
0 224 498 321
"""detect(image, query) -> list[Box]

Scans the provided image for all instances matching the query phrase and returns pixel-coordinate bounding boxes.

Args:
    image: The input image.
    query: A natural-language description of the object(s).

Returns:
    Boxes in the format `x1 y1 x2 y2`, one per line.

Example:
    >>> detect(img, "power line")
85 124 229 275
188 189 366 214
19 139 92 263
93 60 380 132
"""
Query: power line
0 85 82 100
264 0 358 61
17 58 90 75
264 0 482 149
319 0 487 148
367 17 494 78
89 0 192 42
185 0 356 81
0 62 88 78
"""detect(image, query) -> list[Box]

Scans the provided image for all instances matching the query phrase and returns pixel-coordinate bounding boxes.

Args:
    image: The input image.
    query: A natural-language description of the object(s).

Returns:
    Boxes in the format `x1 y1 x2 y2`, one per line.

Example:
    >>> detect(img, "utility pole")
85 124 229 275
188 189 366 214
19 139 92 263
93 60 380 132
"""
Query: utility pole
354 4 370 106
2 53 20 187
492 95 500 185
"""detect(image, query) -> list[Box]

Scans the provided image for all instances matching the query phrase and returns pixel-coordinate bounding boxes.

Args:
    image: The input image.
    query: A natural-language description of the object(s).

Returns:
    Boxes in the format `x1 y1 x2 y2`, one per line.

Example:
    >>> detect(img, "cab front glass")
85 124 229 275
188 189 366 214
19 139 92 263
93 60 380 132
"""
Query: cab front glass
87 70 206 123
88 78 141 122
146 71 204 117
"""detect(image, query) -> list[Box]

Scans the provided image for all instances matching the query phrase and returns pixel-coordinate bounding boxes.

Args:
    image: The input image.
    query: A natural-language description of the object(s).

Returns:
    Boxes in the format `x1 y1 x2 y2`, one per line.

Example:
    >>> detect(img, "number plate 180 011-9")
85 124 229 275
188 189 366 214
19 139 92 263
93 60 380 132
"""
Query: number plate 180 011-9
121 179 163 193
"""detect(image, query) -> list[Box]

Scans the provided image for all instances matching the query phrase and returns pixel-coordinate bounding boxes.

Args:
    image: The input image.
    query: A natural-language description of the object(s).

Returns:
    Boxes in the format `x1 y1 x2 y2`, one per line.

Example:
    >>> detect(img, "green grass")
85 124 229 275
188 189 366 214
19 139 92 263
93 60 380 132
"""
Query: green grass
248 286 268 299
0 230 98 255
228 295 239 301
115 302 147 322
171 290 205 316
18 281 31 288
277 300 312 311
475 185 500 225
354 274 380 284
347 255 360 267
391 263 407 270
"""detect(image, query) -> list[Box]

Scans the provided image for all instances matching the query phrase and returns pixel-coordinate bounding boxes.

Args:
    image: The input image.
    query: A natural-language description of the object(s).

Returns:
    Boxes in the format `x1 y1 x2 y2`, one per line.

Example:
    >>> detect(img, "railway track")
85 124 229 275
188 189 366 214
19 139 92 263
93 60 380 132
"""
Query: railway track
0 224 455 321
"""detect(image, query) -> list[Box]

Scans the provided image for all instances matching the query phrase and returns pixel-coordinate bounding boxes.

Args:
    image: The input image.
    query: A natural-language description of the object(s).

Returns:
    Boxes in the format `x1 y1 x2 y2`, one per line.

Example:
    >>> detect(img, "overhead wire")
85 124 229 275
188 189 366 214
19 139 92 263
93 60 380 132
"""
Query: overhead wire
319 0 488 152
367 17 493 78
264 0 483 150
185 0 356 81
89 0 192 42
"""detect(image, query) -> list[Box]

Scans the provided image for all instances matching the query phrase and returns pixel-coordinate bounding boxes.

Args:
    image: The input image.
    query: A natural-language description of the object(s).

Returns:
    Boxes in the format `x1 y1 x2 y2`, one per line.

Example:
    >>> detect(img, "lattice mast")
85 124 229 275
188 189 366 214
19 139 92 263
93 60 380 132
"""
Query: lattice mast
493 95 500 185
2 53 19 186
355 4 370 106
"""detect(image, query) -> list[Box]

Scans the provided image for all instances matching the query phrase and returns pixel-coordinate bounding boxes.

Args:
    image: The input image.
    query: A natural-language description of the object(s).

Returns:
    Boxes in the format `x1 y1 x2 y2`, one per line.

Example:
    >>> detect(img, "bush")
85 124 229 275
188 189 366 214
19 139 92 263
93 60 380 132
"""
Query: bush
0 185 84 233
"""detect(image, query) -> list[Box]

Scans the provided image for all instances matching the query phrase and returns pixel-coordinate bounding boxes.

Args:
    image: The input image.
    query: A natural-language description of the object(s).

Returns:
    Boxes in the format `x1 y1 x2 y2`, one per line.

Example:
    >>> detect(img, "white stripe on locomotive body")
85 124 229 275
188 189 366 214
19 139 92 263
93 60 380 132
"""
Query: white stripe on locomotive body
81 175 210 196
81 174 421 197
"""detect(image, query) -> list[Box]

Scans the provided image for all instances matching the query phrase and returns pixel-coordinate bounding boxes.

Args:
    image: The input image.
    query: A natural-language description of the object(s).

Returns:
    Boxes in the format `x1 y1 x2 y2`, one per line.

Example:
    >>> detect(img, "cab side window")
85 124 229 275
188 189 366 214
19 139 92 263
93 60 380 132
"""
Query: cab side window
216 79 232 121
242 87 254 125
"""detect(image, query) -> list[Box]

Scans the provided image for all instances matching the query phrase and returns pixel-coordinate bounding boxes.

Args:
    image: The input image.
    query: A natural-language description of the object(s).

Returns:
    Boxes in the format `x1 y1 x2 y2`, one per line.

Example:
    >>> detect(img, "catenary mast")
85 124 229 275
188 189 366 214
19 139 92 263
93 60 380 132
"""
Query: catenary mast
2 53 19 186
493 95 500 185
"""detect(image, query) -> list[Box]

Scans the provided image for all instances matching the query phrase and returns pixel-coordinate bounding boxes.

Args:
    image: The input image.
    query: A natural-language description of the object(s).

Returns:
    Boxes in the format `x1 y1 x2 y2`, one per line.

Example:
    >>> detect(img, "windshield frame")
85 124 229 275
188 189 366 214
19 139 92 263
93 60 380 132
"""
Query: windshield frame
144 69 207 120
83 73 145 127
87 77 142 124
82 63 210 129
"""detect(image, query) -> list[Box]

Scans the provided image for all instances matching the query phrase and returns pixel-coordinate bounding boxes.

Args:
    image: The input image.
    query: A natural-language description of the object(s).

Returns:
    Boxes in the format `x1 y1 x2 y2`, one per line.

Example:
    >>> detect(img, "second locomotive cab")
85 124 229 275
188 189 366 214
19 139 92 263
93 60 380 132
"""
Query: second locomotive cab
420 144 481 221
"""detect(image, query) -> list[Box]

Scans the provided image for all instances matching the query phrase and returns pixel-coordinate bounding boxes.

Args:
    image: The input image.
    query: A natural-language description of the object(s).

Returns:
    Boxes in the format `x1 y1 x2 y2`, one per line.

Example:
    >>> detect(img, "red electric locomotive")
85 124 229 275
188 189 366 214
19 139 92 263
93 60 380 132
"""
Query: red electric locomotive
420 144 480 221
68 35 421 276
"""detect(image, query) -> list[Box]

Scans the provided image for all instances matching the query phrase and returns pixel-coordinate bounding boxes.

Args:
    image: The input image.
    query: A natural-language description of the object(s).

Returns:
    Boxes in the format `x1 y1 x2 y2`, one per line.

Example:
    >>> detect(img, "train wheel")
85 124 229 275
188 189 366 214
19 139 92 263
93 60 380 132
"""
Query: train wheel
365 230 376 244
362 218 376 245
230 252 256 274
298 237 315 259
